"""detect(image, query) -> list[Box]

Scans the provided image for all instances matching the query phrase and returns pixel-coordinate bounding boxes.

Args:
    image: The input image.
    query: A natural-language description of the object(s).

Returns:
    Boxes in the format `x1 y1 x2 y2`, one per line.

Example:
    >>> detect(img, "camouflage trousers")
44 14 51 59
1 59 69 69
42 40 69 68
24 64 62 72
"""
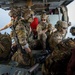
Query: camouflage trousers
12 49 35 66
38 32 47 50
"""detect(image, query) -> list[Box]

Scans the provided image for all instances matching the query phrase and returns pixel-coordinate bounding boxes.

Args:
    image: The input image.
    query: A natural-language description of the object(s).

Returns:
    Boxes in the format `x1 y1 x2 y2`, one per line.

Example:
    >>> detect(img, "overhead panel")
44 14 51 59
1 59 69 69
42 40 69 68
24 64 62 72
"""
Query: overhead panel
49 1 65 9
0 0 74 10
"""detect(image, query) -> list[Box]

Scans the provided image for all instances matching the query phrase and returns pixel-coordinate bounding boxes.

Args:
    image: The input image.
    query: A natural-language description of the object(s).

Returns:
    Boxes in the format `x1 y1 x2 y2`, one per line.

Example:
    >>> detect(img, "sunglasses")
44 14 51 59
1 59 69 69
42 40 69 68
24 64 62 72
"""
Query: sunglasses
62 27 67 29
42 19 46 21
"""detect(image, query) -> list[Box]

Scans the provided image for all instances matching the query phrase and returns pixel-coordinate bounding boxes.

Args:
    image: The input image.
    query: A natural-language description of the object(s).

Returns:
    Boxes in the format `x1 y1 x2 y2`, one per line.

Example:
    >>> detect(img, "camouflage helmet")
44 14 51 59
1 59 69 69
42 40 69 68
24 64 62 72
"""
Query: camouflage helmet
8 6 21 17
41 10 49 23
55 20 68 30
41 10 48 19
22 8 34 21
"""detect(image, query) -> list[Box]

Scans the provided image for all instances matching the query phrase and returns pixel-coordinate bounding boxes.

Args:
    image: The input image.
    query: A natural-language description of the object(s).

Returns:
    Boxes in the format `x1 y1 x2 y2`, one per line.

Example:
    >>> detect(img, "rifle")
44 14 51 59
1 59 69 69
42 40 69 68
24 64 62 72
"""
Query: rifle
11 25 26 53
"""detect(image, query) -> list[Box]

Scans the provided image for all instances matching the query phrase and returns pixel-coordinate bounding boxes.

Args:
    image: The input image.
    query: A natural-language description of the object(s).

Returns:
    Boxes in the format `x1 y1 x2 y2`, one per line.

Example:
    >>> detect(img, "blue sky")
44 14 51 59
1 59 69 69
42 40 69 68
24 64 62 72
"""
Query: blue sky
0 1 75 38
0 9 11 34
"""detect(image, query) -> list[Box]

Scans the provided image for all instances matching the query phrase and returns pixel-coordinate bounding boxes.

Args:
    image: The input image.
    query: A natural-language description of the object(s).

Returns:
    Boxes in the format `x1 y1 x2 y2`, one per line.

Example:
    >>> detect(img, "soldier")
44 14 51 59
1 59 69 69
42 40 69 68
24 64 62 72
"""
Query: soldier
41 10 49 23
48 20 69 50
0 8 31 53
42 38 75 75
42 20 70 75
22 8 35 39
36 10 56 50
0 7 34 66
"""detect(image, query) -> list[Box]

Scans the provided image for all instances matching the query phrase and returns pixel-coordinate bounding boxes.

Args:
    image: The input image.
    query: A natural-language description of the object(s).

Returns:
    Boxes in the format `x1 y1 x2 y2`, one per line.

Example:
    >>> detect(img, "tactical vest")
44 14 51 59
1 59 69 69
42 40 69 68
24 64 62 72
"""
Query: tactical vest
40 22 49 30
37 22 49 34
11 19 29 46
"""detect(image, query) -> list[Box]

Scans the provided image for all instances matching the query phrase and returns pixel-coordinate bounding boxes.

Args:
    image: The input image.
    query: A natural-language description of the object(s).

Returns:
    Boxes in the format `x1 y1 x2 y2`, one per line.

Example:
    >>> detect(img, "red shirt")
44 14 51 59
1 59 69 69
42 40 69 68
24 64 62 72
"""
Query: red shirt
30 17 39 34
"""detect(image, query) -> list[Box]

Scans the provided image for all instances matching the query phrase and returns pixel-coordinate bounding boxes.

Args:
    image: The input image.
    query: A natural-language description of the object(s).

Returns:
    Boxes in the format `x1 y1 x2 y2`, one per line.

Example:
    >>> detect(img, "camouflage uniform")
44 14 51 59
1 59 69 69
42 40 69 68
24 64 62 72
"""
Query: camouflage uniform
42 21 70 75
0 33 11 59
37 12 56 50
11 18 30 65
37 22 48 50
11 19 35 66
9 7 35 66
55 20 68 37
42 38 75 75
12 19 28 47
49 21 69 50
10 7 34 48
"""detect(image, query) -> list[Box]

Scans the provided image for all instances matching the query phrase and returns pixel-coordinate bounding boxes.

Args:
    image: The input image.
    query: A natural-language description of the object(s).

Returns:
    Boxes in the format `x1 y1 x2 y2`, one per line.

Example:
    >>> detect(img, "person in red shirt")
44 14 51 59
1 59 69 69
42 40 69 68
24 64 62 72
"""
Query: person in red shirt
30 16 39 39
